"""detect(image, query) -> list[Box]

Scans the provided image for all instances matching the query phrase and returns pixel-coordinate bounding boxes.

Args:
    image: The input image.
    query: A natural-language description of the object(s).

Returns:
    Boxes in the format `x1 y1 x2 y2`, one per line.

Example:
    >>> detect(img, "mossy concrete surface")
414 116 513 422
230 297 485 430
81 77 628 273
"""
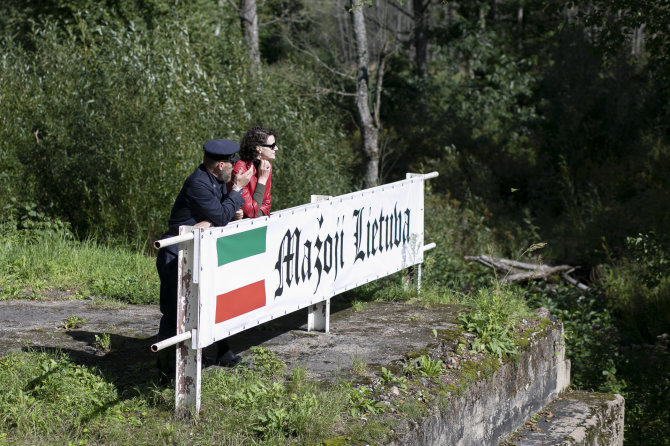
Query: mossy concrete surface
505 390 625 446
236 302 465 382
239 301 572 445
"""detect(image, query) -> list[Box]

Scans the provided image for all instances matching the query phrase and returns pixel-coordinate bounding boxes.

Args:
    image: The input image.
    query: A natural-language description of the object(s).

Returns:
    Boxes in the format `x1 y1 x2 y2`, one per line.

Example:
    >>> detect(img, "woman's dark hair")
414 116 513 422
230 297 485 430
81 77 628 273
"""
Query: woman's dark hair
239 126 277 162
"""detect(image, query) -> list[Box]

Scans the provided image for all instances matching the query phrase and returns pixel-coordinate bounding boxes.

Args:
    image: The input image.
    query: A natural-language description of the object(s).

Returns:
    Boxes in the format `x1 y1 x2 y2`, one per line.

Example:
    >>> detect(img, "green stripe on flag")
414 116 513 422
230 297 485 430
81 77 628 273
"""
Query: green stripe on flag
217 226 267 266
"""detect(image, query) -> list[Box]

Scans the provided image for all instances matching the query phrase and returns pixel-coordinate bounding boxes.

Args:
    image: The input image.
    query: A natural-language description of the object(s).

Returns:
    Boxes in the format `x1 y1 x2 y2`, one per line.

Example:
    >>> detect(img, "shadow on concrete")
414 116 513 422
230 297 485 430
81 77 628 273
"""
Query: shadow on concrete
20 308 314 390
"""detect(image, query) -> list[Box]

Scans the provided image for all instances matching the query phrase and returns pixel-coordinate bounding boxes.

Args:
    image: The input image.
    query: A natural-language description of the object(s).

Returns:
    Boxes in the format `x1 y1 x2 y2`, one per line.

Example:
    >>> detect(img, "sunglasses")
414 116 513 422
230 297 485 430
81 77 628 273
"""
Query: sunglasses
260 142 277 149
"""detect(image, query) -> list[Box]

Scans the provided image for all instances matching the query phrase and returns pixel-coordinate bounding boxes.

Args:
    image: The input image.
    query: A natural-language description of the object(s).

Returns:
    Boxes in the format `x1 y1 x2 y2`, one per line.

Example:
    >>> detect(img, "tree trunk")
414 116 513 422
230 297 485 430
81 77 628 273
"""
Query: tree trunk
632 24 645 58
239 0 260 67
215 0 224 36
348 0 379 187
412 0 428 81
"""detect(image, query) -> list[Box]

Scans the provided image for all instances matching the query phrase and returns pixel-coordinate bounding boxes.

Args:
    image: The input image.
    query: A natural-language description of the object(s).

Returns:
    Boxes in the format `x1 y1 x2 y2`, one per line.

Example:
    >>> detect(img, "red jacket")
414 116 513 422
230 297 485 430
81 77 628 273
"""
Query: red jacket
230 160 272 218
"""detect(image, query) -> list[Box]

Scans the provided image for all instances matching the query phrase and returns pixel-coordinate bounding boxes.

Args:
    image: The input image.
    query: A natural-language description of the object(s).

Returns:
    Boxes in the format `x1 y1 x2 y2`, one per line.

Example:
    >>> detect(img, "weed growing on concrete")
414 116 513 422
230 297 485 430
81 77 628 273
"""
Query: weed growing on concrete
459 285 531 357
249 346 285 377
403 355 444 378
346 384 386 417
380 366 408 392
93 333 111 352
351 354 368 376
61 315 87 330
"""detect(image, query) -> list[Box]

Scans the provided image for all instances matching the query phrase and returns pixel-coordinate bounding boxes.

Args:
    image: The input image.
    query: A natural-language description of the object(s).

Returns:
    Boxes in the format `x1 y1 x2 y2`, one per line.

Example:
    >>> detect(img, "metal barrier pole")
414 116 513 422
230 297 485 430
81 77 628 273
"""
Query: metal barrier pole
154 232 195 249
151 331 193 352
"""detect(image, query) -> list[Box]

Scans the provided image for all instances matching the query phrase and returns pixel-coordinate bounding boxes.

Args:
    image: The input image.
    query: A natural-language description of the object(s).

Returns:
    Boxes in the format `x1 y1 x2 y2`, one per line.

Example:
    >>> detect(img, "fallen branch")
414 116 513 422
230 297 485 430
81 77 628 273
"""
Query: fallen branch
464 255 590 291
504 265 573 282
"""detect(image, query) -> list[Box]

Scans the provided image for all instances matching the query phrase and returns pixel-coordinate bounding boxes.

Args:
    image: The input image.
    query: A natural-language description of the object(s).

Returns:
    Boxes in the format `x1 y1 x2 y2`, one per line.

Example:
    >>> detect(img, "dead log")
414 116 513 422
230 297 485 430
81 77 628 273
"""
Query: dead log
464 255 590 291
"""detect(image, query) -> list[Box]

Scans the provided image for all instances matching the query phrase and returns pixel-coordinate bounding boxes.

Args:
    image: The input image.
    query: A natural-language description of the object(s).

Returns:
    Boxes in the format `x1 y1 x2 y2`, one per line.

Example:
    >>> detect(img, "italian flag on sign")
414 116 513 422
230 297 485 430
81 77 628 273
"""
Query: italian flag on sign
214 226 268 324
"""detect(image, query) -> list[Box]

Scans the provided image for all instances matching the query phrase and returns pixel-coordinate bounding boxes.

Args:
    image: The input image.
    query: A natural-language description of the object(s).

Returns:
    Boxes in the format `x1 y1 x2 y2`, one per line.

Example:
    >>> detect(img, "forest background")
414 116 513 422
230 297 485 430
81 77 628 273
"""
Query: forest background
0 0 668 444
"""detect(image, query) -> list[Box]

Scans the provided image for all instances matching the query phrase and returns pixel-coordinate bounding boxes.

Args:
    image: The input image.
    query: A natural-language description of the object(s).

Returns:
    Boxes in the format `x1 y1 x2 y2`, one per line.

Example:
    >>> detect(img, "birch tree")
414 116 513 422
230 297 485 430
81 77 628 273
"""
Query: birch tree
349 0 380 187
227 0 260 68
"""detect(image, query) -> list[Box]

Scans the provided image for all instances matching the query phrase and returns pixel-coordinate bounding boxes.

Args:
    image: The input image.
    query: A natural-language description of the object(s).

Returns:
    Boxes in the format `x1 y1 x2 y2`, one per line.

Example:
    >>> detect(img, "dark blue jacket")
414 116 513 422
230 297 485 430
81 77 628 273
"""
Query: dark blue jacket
168 164 245 229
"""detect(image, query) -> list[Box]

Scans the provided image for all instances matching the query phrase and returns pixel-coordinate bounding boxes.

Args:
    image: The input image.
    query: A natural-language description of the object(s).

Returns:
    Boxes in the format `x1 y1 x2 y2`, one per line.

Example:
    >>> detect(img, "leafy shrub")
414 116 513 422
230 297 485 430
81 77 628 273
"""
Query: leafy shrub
202 352 348 442
602 232 670 342
523 283 622 392
422 191 498 292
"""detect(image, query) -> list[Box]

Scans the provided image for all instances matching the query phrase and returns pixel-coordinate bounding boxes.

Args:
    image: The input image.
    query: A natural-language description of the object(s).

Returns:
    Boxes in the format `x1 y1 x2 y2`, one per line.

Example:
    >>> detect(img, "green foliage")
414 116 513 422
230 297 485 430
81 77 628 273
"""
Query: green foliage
523 283 622 393
459 286 531 357
1 348 398 444
203 359 348 443
0 351 123 439
61 315 87 330
601 232 670 342
93 333 111 352
421 192 498 291
0 219 157 303
403 355 444 378
346 384 386 417
380 366 408 392
0 5 354 245
249 346 286 377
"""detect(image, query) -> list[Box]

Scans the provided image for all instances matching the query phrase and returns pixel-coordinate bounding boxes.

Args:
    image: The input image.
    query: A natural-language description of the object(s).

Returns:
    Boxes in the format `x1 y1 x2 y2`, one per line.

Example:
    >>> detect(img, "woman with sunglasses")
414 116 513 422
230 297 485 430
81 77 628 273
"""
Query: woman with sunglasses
230 126 278 218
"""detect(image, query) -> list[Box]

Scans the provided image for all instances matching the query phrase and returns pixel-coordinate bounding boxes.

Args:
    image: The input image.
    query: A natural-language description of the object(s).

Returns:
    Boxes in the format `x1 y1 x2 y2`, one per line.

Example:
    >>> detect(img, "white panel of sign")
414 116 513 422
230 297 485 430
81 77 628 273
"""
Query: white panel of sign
194 177 426 349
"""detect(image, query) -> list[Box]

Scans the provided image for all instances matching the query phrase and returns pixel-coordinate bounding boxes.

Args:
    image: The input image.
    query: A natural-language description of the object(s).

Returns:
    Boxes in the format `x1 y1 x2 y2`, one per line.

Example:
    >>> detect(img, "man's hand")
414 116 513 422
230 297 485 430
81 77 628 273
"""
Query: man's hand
234 166 254 188
233 209 243 221
194 220 212 228
257 160 271 185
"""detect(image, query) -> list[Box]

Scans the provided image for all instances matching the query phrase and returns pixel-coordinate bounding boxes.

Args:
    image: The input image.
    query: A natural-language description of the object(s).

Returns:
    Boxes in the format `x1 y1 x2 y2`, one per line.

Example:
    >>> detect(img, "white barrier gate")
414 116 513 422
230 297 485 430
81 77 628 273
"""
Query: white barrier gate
153 172 438 416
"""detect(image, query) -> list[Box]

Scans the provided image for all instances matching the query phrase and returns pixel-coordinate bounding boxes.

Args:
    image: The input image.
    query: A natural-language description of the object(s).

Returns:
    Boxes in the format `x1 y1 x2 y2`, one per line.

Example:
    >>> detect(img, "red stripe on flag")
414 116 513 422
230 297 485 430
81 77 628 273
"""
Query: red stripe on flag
215 280 266 324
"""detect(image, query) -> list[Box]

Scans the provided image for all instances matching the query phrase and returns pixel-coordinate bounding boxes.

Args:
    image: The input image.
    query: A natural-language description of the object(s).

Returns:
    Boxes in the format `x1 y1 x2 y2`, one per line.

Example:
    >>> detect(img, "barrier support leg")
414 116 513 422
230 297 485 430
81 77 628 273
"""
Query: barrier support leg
307 299 330 333
175 227 202 418
307 194 332 334
403 266 415 292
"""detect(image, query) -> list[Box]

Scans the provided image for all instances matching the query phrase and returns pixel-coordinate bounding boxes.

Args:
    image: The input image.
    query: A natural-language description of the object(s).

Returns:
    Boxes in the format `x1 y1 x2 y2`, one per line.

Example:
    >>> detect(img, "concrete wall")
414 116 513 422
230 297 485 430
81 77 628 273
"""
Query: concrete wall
510 391 625 446
392 321 571 445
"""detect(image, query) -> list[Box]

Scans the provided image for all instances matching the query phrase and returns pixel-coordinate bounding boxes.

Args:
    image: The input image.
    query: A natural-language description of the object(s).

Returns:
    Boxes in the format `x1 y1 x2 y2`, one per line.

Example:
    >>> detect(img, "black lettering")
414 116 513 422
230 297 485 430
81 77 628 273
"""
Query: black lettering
403 209 411 243
274 229 293 297
323 235 333 274
387 214 393 250
394 205 402 247
353 208 365 263
378 210 384 252
334 229 344 279
293 228 301 284
371 220 378 255
314 236 323 293
301 240 312 282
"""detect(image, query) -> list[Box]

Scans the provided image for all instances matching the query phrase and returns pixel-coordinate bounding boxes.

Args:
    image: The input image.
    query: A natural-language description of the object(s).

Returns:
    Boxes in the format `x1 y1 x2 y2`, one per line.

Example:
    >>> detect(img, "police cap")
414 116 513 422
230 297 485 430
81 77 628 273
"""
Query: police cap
203 139 240 162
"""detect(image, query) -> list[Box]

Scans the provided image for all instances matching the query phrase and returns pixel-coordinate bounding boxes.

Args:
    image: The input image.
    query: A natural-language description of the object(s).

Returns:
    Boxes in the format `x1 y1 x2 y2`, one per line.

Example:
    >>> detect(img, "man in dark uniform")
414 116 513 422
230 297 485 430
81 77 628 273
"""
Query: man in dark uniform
156 139 254 377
